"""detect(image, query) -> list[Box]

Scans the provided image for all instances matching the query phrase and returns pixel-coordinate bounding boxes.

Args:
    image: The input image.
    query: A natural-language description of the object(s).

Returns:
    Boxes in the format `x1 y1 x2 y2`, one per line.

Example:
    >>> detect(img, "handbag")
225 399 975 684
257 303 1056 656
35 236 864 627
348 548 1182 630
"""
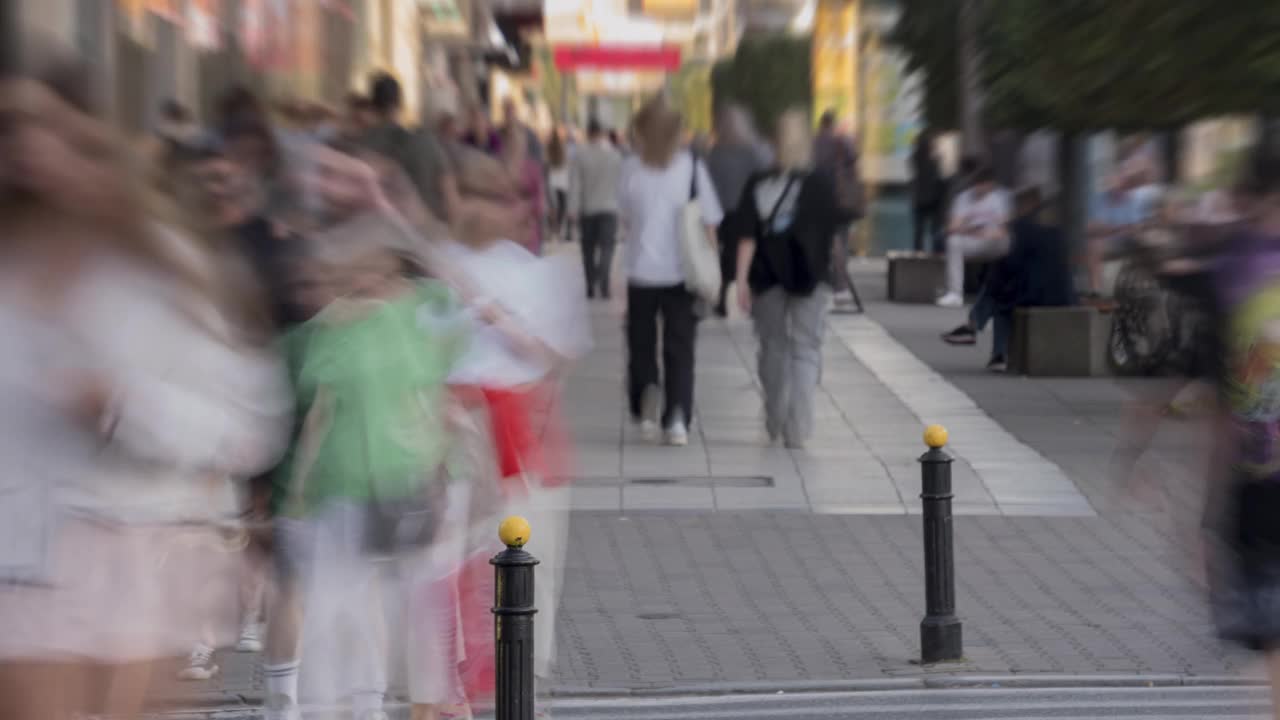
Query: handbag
679 152 722 302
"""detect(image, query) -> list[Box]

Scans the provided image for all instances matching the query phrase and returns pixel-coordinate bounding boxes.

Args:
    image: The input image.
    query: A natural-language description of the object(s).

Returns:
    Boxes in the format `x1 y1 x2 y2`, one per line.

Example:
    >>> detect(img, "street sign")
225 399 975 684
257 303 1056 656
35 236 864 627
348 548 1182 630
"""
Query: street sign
553 45 680 71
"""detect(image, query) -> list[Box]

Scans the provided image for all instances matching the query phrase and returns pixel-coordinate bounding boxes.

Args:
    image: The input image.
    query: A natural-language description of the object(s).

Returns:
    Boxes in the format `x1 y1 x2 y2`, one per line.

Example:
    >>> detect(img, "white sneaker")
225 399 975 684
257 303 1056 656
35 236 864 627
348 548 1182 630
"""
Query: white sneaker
935 292 964 308
235 620 263 653
176 643 219 681
264 695 301 720
664 416 689 447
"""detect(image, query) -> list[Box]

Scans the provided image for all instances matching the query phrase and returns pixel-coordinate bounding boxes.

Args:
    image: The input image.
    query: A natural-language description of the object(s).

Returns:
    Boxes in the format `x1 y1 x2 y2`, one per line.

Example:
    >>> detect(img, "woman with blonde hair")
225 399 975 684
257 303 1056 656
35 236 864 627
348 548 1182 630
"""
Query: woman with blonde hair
0 40 290 720
618 95 723 446
734 109 851 448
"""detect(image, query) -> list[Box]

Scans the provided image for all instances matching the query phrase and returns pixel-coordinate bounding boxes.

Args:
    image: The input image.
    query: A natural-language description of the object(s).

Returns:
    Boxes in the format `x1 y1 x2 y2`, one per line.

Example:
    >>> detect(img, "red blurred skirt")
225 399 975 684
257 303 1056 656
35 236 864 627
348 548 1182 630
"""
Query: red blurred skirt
450 383 571 703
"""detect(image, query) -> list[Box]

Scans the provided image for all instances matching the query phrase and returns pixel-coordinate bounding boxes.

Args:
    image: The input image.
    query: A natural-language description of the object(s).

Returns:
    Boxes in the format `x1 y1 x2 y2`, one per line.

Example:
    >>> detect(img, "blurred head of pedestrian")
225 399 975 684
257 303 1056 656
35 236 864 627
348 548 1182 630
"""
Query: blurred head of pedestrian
958 155 981 184
914 128 935 157
1013 185 1044 222
216 85 267 137
5 36 271 342
587 119 605 142
970 165 997 200
774 109 813 172
633 95 683 169
183 135 258 228
818 109 838 136
223 119 280 184
369 71 403 123
714 103 755 148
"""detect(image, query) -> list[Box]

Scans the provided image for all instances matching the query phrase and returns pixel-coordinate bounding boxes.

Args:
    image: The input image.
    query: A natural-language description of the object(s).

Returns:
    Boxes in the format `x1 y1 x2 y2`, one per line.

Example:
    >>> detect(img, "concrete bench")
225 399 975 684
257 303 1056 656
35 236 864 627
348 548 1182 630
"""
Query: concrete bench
887 252 989 303
1009 306 1111 377
887 252 945 303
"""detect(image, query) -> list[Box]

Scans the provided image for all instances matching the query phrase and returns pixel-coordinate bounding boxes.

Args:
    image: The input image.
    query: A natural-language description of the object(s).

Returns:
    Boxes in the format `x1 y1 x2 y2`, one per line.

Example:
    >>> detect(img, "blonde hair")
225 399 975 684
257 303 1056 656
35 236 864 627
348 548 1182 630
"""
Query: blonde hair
634 95 683 168
775 110 813 171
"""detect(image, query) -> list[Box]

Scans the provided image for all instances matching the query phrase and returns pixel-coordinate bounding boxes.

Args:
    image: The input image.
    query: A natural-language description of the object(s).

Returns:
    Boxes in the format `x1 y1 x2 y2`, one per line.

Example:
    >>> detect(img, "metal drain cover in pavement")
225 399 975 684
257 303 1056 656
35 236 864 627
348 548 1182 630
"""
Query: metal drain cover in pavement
568 471 768 486
564 475 772 488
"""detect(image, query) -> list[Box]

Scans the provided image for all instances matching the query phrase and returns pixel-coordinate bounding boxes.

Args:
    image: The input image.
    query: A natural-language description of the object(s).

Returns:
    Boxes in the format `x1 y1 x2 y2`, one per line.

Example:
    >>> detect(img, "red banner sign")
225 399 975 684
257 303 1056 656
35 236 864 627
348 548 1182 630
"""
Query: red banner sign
553 45 682 71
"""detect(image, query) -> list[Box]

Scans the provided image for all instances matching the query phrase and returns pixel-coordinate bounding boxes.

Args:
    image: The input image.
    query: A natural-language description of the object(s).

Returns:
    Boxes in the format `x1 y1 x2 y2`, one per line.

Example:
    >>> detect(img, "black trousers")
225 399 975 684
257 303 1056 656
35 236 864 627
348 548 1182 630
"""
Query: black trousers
627 283 697 426
716 219 739 311
913 202 945 253
580 213 618 298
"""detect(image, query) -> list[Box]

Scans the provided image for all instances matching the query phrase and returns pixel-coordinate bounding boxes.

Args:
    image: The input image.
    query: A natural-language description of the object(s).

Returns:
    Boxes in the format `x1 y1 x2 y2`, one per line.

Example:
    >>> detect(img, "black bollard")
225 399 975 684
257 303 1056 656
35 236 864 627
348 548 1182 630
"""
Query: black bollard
919 425 962 664
492 516 539 720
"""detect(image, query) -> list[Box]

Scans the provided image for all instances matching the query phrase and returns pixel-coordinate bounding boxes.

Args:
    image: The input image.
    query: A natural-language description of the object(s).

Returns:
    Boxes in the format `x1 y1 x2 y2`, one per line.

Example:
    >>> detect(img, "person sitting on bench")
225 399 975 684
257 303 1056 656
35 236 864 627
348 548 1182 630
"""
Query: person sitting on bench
941 186 1076 372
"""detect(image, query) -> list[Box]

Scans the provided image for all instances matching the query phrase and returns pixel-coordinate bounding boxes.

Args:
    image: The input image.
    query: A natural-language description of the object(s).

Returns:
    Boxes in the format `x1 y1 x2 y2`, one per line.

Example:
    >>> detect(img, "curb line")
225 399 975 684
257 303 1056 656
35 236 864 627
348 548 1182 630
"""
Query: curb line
148 672 1270 715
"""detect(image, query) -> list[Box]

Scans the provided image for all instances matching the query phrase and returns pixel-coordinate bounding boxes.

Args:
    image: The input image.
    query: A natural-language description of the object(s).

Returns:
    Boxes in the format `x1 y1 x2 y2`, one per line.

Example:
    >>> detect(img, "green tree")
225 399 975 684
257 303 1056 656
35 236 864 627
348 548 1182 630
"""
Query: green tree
894 0 1280 133
711 34 812 136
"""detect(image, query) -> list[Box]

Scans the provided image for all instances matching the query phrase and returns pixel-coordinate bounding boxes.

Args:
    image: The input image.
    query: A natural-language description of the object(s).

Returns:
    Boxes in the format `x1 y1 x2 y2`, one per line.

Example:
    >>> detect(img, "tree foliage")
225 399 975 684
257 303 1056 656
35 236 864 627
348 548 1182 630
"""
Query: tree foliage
892 0 1280 133
711 34 812 136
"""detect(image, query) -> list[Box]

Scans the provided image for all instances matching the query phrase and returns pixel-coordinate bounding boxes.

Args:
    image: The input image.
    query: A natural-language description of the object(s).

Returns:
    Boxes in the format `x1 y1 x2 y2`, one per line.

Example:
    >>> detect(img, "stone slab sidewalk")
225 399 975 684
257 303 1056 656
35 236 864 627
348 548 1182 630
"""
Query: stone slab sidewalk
155 261 1255 712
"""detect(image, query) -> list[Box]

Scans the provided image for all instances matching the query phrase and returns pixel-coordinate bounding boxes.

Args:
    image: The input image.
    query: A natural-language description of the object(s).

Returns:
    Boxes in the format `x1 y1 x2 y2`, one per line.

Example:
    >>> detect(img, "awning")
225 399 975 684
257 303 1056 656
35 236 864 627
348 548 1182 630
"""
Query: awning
553 45 681 71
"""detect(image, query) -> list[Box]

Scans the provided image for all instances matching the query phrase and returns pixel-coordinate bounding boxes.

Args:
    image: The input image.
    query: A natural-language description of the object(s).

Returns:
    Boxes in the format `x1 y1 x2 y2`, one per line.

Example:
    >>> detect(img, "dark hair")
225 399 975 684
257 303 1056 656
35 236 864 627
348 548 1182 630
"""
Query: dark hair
587 118 604 137
369 72 402 115
972 165 996 184
958 155 981 178
1014 185 1043 215
216 86 265 134
161 99 190 124
1238 142 1280 198
819 110 838 130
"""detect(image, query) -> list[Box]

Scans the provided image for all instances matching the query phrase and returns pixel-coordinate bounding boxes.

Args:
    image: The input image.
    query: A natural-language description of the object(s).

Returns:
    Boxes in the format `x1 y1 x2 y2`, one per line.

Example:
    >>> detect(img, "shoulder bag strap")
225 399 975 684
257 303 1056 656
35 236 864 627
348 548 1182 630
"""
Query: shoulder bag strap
689 151 699 201
764 174 799 231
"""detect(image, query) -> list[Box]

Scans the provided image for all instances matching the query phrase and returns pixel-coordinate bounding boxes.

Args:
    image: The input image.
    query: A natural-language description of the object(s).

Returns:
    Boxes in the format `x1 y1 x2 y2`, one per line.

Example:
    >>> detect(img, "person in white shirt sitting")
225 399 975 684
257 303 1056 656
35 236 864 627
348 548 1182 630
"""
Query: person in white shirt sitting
937 165 1012 308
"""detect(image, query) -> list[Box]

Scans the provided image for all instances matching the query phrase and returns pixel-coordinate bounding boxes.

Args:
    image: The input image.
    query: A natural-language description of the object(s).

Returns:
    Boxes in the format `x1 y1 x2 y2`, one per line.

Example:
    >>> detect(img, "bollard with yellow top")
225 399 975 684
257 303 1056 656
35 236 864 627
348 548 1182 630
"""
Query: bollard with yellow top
919 424 963 664
492 516 539 720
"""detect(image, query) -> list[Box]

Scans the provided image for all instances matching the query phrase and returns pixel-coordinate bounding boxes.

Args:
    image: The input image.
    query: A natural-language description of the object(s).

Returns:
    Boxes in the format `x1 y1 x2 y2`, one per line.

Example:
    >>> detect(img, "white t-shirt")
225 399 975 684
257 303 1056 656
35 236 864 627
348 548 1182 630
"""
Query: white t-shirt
618 153 724 286
948 187 1011 244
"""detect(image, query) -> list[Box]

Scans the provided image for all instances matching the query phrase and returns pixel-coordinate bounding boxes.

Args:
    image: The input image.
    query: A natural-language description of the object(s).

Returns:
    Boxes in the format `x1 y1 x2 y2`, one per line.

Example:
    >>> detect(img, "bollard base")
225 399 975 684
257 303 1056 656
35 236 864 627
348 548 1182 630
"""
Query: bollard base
920 614 963 664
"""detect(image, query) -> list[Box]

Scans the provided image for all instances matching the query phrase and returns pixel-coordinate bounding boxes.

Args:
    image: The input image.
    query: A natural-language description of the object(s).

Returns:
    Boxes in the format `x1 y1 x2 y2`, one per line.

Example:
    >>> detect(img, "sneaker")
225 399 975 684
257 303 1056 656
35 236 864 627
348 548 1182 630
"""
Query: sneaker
986 355 1008 373
664 415 689 447
264 695 301 720
638 385 661 441
935 292 964 308
264 706 301 720
176 643 218 681
235 620 263 653
941 325 977 345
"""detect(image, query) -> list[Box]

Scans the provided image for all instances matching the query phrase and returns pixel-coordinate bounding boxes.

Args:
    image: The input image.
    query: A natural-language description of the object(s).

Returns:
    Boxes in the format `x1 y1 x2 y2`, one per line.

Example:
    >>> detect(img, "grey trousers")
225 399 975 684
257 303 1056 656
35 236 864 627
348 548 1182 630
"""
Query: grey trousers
751 285 831 443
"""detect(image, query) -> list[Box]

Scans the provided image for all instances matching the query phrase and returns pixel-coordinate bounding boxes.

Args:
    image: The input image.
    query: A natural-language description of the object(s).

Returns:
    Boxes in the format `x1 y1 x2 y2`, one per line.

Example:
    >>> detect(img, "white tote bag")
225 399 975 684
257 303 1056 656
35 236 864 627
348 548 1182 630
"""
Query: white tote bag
679 153 722 302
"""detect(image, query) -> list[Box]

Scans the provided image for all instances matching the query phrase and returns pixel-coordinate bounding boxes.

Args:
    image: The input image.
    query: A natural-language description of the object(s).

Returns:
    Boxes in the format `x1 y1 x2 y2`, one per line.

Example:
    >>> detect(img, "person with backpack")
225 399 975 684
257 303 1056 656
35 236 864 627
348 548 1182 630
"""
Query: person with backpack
812 110 864 310
734 110 851 449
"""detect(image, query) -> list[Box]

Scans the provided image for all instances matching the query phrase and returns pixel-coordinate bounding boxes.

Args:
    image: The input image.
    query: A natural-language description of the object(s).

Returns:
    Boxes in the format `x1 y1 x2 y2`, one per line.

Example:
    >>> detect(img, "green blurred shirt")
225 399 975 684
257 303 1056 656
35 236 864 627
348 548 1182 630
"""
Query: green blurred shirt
272 281 467 517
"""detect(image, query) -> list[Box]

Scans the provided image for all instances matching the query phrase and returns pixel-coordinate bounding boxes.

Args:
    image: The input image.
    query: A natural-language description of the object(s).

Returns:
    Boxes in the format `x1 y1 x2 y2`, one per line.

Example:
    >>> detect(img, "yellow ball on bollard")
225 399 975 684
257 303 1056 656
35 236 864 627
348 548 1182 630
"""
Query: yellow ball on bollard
499 515 532 548
924 424 949 449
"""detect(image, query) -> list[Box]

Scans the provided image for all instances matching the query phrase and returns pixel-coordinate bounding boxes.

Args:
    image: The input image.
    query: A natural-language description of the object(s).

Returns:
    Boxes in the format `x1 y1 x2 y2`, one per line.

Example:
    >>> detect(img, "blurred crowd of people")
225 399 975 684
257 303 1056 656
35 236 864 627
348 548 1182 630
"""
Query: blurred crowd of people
0 35 592 720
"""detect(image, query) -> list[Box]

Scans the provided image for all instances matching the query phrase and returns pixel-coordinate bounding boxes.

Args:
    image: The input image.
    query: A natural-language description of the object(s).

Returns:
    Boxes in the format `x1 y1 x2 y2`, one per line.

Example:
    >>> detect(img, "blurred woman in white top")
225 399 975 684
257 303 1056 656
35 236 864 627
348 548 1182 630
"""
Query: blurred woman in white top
0 39 290 720
618 96 723 445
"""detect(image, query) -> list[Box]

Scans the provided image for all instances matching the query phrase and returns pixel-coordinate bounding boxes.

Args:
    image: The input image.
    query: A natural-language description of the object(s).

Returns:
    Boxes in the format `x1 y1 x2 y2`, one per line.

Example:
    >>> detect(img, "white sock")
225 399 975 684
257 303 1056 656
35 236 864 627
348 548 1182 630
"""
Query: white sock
263 661 299 707
351 689 383 716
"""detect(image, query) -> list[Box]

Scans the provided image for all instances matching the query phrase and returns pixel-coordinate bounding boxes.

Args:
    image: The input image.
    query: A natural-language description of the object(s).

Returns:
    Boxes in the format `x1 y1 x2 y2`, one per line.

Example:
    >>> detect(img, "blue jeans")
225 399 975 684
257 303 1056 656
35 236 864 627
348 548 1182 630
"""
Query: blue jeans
969 290 1012 361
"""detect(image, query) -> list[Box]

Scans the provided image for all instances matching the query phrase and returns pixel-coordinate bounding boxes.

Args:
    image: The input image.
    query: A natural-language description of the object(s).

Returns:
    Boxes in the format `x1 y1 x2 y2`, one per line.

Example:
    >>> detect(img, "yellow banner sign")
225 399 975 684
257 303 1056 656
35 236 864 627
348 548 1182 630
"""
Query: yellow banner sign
811 0 858 128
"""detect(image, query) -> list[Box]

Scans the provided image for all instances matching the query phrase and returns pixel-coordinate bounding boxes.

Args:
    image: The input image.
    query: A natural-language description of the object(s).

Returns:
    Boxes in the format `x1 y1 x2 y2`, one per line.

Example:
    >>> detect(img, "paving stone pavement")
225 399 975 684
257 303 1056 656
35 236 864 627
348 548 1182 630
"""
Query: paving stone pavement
158 261 1257 710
